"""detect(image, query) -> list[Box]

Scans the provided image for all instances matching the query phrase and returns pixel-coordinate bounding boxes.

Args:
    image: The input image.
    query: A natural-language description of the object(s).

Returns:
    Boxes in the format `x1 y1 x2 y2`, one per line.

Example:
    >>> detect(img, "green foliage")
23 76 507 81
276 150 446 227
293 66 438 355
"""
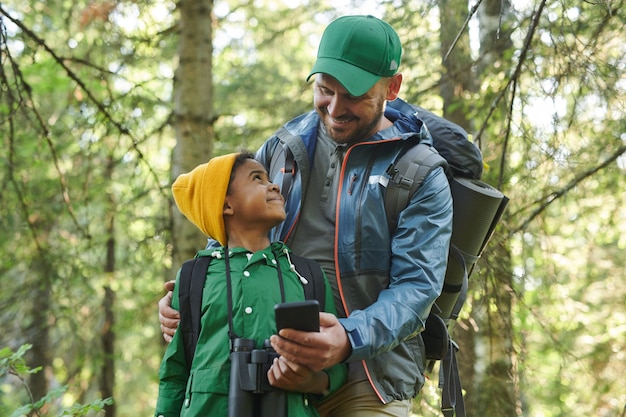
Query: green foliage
1 345 112 416
1 1 624 416
467 0 626 415
1 0 173 414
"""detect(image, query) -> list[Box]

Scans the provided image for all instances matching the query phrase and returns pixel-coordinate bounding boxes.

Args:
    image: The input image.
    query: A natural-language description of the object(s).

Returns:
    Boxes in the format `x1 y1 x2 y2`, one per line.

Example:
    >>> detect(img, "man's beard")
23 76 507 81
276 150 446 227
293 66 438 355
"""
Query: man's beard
319 99 386 145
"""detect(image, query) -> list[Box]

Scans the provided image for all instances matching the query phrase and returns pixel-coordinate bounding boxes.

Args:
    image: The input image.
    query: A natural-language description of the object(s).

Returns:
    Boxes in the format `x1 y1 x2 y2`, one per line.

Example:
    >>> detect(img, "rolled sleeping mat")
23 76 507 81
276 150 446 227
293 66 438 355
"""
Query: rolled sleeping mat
435 177 508 319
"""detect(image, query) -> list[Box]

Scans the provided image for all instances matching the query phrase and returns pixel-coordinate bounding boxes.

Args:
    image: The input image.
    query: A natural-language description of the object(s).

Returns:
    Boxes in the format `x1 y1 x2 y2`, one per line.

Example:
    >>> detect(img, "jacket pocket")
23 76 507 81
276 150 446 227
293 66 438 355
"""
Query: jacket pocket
182 365 230 412
189 366 230 394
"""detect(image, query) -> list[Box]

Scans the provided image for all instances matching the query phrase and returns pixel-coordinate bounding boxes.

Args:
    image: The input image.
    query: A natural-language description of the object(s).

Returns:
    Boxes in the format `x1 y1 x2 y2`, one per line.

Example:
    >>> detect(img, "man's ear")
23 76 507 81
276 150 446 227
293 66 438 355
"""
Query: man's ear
386 73 403 101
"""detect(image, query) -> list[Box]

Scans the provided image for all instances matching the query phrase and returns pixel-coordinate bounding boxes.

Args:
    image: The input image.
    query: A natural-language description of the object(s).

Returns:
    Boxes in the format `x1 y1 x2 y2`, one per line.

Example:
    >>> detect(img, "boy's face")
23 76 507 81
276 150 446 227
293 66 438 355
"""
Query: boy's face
224 159 286 228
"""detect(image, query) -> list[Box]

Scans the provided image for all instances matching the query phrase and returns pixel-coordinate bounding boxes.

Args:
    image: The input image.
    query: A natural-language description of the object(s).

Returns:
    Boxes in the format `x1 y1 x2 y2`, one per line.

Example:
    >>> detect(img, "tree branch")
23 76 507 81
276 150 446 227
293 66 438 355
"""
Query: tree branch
443 0 484 62
0 5 168 199
475 0 548 147
510 145 626 236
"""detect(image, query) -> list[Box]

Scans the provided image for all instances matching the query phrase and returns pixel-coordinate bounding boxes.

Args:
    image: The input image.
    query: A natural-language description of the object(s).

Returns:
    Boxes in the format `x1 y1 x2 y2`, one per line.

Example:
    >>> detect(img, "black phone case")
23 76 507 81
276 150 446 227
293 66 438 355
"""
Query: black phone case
274 300 320 332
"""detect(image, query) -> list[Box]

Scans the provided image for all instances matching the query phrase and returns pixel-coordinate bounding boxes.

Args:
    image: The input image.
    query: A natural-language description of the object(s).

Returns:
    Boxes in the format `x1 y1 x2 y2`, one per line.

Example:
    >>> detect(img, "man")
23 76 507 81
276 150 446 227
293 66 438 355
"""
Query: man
160 15 454 417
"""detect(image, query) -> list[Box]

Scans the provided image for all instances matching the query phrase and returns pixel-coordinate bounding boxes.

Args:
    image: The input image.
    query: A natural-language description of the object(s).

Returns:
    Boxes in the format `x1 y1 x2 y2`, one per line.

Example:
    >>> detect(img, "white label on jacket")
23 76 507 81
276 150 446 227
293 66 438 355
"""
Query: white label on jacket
371 175 388 187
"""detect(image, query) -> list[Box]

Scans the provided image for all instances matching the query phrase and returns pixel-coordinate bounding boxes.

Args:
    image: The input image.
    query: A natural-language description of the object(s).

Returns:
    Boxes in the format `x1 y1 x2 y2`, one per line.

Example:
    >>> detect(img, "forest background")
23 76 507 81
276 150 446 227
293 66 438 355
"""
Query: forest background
0 0 624 416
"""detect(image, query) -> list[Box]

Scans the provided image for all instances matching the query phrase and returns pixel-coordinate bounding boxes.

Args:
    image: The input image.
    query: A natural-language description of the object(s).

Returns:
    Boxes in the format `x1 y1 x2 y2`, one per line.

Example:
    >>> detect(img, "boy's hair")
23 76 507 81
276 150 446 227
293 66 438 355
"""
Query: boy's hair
227 151 256 194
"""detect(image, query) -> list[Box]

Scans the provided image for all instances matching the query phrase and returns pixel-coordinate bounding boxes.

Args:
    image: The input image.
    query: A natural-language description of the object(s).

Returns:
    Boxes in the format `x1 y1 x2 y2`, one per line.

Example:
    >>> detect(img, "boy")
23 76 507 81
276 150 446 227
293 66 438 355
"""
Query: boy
155 152 346 417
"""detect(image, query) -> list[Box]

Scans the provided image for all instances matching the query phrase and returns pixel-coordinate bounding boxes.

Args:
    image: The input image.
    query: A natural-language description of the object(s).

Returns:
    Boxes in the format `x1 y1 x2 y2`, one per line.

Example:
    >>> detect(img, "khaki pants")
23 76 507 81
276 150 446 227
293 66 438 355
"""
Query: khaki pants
316 378 412 417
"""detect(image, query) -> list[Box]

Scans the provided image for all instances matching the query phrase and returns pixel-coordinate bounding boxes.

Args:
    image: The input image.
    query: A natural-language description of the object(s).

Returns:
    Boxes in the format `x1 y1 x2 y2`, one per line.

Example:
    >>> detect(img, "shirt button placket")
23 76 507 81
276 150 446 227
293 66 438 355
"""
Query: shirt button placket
243 269 252 315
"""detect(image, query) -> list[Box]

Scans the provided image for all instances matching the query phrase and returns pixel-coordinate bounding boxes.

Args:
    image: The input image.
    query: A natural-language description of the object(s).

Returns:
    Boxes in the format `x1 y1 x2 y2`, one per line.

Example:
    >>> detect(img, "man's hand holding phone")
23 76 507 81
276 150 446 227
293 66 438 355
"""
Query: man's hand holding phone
271 302 351 373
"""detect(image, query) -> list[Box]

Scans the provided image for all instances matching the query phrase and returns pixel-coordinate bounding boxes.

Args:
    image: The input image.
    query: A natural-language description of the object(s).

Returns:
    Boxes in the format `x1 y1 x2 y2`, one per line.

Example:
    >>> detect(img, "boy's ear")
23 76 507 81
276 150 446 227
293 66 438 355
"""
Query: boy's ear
223 196 234 216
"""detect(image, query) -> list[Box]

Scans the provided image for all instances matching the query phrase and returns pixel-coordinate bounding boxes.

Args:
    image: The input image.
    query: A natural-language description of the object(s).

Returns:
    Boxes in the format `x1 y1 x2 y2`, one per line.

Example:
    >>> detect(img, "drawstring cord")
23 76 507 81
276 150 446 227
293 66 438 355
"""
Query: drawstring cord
283 248 308 285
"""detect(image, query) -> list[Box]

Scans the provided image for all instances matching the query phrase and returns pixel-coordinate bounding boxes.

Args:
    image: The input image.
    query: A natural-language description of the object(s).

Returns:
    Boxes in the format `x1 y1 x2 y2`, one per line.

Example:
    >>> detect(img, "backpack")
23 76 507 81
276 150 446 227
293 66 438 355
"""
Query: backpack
384 101 509 417
177 253 326 369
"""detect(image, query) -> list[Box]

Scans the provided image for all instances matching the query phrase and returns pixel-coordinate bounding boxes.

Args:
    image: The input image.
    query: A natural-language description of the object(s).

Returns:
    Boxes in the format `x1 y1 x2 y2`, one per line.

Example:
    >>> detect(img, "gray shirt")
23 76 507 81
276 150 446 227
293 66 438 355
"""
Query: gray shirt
287 123 346 315
287 120 404 317
286 118 413 382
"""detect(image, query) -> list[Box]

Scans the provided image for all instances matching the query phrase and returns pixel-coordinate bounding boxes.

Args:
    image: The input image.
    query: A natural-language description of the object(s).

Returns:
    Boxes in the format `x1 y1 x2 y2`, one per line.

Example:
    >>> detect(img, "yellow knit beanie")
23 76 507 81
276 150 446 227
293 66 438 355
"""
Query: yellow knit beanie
171 153 239 246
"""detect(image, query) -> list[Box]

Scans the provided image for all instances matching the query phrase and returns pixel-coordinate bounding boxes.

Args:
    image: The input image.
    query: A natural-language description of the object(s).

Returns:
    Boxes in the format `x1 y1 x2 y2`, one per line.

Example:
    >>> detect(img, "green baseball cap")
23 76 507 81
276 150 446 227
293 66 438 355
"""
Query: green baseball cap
307 15 402 97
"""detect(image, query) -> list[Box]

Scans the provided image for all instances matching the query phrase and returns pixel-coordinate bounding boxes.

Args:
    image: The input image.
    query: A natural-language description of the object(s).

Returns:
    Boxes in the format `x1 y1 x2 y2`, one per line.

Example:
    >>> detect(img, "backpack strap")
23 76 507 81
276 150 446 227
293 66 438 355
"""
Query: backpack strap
446 245 470 321
178 256 211 369
280 142 295 202
289 253 326 308
440 339 465 417
385 142 467 417
384 142 448 231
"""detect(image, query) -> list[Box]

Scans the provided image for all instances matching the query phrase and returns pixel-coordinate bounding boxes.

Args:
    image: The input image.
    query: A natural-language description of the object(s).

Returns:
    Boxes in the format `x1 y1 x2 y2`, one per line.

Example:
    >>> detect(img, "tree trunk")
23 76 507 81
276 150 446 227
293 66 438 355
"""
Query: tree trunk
100 285 115 417
100 164 116 417
438 0 516 415
171 0 216 267
27 272 51 407
24 219 53 408
470 243 517 416
477 0 514 75
438 0 476 128
438 0 479 411
473 0 517 415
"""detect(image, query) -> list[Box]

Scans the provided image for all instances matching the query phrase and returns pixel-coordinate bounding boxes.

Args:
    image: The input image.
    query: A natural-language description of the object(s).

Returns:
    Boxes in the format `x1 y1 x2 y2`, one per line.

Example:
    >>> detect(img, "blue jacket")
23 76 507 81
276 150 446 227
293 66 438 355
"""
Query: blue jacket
255 99 454 403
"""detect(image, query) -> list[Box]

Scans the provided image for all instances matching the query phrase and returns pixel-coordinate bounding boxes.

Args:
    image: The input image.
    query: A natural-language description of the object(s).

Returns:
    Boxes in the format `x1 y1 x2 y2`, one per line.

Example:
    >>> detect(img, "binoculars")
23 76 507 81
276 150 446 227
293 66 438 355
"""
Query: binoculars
228 338 286 417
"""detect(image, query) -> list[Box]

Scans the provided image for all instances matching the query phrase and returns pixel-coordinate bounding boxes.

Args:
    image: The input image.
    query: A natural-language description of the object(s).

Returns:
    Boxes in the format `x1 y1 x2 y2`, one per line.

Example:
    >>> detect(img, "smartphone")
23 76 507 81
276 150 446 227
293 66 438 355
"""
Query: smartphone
274 300 320 332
